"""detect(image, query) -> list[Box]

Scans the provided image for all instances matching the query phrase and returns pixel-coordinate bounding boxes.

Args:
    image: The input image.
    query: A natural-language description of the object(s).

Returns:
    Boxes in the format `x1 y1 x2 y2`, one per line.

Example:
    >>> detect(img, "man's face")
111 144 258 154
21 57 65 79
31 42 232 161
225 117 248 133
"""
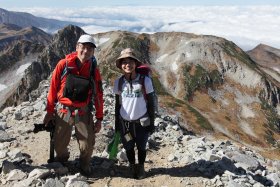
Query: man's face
76 43 95 62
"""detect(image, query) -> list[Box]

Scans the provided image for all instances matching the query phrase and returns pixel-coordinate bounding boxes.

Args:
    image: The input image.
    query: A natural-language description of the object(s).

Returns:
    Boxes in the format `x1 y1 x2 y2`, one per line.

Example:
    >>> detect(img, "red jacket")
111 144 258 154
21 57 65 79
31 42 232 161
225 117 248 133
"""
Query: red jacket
46 52 103 120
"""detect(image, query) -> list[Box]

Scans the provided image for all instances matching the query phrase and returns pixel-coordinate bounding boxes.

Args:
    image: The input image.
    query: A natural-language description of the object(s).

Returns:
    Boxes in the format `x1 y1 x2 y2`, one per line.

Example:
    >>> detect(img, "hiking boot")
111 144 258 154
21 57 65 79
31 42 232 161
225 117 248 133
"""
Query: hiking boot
137 164 146 179
129 164 137 179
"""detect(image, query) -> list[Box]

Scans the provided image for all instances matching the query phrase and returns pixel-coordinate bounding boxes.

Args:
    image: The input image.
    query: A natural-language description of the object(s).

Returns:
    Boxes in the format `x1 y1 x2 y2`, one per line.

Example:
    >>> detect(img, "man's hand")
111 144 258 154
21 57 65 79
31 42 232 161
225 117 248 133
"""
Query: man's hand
43 112 55 126
94 120 102 133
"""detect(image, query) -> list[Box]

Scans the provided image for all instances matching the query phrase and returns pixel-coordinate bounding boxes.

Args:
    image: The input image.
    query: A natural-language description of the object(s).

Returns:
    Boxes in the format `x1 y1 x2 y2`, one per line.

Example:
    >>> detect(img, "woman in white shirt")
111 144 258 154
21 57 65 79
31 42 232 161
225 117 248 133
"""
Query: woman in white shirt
113 48 155 179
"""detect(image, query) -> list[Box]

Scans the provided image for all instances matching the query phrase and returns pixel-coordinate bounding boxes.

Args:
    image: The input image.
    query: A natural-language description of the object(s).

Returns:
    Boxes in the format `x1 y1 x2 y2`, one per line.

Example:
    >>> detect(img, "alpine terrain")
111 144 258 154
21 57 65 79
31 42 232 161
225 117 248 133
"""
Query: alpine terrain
1 24 280 186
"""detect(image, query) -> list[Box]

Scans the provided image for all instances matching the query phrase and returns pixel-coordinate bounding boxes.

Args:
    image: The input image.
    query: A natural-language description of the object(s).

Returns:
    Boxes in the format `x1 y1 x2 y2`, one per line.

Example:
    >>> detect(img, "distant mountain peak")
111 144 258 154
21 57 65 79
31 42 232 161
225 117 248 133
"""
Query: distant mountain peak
253 43 280 52
0 8 83 33
0 23 22 31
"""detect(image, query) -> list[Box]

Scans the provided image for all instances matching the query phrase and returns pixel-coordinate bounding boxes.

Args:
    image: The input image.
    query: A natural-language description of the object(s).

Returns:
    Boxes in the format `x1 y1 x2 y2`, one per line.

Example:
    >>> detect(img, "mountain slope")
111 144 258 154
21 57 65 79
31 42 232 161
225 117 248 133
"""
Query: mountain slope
1 25 280 154
0 23 52 108
247 44 280 84
0 23 51 51
0 8 82 32
93 31 280 152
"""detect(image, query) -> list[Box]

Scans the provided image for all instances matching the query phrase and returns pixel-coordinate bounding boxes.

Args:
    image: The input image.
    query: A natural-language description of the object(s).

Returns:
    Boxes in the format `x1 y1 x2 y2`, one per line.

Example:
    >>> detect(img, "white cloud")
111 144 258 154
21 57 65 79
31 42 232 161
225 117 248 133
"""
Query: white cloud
0 84 7 92
14 6 280 50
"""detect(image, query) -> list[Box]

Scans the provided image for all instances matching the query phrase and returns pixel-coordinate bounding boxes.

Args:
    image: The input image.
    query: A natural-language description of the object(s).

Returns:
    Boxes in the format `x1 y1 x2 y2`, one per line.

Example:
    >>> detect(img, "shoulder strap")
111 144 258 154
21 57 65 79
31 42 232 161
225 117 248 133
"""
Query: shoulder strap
88 57 97 111
60 61 69 80
139 74 147 101
118 75 125 94
117 75 125 104
90 56 97 74
89 57 97 93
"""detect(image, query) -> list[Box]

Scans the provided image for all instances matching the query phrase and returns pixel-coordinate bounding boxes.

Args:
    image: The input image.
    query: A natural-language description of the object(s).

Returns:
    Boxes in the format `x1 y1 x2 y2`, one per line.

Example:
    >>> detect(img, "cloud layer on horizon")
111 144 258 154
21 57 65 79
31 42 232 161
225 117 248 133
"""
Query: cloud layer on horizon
15 6 280 50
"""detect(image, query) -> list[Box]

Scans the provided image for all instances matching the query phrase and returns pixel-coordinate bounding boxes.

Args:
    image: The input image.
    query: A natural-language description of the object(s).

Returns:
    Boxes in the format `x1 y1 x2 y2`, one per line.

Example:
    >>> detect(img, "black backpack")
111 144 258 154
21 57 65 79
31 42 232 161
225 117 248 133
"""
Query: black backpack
61 57 97 102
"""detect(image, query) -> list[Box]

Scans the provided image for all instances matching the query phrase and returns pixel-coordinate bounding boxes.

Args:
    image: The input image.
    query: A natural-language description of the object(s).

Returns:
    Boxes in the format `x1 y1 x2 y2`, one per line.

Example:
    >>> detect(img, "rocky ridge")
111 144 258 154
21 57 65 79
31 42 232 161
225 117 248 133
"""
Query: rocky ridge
0 8 81 33
0 79 280 187
0 23 51 50
0 25 84 110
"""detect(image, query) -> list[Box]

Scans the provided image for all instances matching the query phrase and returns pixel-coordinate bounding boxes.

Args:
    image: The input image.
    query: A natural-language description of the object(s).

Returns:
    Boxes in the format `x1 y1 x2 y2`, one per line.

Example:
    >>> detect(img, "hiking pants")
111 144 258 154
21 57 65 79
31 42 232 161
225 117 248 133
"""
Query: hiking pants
119 118 149 164
54 110 95 170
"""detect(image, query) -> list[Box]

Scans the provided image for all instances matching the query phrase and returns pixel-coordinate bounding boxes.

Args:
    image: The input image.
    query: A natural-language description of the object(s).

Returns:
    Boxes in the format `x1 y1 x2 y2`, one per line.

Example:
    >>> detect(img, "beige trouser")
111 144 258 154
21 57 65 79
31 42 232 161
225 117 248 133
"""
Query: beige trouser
54 110 95 170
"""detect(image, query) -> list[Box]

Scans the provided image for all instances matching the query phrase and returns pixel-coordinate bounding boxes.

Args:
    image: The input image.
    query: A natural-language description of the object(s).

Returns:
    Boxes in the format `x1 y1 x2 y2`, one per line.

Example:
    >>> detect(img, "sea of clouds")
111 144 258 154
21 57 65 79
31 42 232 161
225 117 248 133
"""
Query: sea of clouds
10 6 280 50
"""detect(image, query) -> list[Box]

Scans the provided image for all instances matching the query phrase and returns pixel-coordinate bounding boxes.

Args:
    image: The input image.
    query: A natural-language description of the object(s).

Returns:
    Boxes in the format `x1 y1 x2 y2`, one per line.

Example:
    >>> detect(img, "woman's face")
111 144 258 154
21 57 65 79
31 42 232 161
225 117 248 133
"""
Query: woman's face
121 58 136 74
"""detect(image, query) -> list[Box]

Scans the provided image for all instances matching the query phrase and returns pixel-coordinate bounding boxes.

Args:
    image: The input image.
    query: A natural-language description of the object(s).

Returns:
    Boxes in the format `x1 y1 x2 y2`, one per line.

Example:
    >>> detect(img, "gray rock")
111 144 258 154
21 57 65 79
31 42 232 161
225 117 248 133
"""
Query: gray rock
2 107 14 116
0 150 7 159
253 182 265 187
14 111 23 120
8 148 23 160
232 153 260 171
67 181 89 187
117 149 128 162
272 160 280 171
43 178 64 187
0 130 13 142
206 154 221 162
2 160 17 174
0 121 7 130
227 180 246 187
33 101 46 112
28 168 51 179
21 106 34 118
61 173 87 186
13 177 38 187
266 173 280 186
167 154 176 162
0 142 9 150
6 169 27 181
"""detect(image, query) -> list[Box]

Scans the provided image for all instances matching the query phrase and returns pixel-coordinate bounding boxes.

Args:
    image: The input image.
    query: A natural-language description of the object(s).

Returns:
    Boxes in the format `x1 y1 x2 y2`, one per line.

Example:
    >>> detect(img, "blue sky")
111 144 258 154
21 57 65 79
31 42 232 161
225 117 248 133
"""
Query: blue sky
1 1 280 50
1 0 280 8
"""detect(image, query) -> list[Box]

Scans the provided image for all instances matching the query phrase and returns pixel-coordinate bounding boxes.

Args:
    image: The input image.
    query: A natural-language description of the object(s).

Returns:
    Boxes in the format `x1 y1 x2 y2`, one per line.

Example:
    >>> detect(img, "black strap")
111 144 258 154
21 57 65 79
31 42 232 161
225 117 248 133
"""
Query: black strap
88 57 97 111
118 75 125 94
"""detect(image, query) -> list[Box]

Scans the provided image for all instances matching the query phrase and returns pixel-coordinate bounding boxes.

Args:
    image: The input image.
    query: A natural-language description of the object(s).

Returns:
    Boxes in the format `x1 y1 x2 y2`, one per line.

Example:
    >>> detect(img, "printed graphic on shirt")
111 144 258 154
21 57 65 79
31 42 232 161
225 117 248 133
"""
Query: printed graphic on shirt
121 84 143 98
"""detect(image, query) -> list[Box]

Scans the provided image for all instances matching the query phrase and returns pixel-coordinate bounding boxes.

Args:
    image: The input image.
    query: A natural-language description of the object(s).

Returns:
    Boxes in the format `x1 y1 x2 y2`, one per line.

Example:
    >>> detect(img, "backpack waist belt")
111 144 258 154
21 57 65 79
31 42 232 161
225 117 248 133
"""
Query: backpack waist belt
121 117 140 124
57 103 88 124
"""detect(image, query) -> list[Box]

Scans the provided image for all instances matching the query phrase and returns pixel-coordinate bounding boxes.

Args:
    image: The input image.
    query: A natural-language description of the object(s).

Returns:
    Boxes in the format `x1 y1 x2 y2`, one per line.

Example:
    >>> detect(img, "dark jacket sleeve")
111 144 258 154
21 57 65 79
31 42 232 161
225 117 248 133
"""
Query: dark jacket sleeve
115 95 121 131
146 92 155 132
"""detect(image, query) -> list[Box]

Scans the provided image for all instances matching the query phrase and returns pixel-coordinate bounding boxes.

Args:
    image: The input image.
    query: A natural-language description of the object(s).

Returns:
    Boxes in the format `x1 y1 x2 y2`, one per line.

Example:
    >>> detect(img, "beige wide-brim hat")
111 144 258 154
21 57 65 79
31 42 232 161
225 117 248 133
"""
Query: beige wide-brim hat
115 48 142 69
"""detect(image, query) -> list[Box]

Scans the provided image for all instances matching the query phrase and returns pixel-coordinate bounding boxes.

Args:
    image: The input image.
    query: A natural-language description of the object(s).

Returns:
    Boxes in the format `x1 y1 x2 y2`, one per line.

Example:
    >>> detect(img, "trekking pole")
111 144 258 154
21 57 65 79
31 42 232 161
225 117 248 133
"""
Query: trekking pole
33 121 55 163
47 121 55 163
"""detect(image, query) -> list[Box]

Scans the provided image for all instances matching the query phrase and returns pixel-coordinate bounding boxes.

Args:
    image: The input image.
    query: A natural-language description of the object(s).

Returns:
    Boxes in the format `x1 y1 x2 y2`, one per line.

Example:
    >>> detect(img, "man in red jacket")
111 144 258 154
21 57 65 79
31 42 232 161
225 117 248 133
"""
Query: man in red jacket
43 34 103 176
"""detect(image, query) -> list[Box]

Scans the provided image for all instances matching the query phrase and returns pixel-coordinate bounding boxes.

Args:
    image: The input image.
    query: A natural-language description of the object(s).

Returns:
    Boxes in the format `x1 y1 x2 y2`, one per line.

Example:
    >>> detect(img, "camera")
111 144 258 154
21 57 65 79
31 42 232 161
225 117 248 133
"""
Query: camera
33 121 55 133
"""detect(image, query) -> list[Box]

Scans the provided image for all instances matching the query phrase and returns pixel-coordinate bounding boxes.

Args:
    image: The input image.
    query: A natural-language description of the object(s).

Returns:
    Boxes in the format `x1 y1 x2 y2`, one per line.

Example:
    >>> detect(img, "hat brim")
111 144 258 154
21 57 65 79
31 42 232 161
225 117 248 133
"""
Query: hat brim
116 56 142 69
78 42 96 48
